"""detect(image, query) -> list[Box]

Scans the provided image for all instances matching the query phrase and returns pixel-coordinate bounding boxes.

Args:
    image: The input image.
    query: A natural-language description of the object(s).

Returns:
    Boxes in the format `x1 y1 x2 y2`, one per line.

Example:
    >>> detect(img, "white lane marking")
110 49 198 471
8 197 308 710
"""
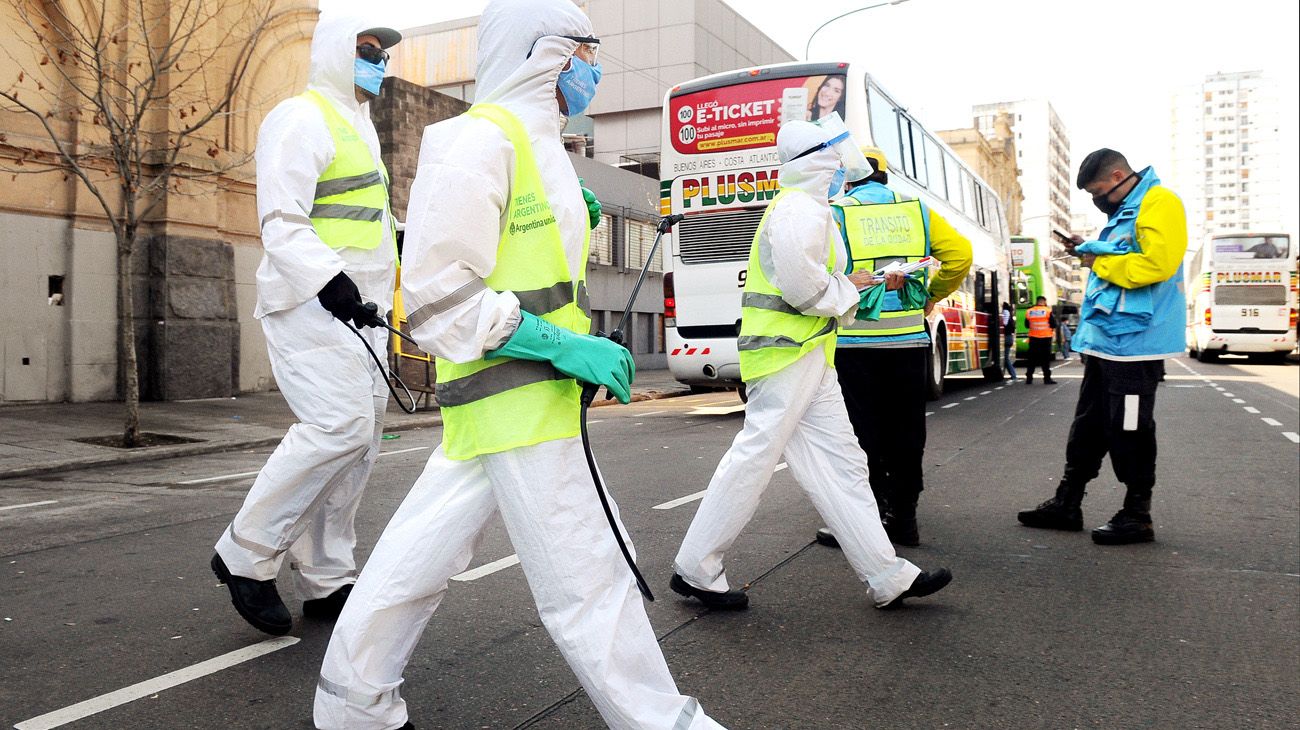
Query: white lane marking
14 637 299 730
925 411 935 417
964 396 977 401
0 500 59 512
588 420 605 424
1223 392 1236 398
687 404 746 416
1284 432 1300 444
177 471 261 485
377 446 430 458
1244 406 1260 414
637 410 666 417
1215 387 1225 391
177 446 430 485
1261 417 1282 427
653 491 708 510
653 463 787 511
995 386 1005 390
451 554 520 582
981 390 992 395
942 403 959 409
1232 398 1245 403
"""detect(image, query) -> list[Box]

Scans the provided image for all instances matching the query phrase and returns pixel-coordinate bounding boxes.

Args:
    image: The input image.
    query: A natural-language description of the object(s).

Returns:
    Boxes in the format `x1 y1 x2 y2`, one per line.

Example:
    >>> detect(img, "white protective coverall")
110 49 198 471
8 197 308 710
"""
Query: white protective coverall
672 121 923 607
314 2 725 729
214 14 396 600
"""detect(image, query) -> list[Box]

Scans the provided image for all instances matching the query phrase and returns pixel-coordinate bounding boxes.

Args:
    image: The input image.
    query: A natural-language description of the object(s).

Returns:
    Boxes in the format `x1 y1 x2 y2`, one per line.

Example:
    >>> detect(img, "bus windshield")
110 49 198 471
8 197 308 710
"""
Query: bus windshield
1212 235 1290 261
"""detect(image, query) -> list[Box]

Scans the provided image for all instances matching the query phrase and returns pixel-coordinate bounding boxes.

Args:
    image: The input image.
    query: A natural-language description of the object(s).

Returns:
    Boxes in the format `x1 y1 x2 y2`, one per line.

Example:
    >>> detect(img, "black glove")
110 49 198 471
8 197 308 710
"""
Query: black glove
317 271 362 324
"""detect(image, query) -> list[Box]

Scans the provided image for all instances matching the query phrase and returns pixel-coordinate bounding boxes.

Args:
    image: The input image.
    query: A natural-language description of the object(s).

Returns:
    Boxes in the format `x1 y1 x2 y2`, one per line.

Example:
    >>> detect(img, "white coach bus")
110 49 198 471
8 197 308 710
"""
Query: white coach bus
1186 232 1297 363
659 61 1011 398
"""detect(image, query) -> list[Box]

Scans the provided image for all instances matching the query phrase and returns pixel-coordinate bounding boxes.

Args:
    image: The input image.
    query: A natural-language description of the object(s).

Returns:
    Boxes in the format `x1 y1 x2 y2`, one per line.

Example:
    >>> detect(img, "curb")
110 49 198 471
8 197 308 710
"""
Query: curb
0 389 693 482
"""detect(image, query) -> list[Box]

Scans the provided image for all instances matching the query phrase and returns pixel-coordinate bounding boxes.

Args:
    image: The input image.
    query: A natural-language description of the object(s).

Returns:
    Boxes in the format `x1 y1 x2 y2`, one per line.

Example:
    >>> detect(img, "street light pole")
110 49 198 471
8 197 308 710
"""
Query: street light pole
804 0 911 60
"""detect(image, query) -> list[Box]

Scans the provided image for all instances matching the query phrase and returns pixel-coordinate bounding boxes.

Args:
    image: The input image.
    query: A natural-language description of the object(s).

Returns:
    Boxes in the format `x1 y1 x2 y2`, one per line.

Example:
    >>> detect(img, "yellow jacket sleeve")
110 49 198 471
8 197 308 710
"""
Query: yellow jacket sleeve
926 208 973 302
1091 186 1188 289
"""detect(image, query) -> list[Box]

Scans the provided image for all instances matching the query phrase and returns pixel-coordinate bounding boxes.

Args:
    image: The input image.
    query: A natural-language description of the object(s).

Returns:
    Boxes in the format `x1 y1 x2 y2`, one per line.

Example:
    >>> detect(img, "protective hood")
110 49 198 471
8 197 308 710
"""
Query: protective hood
776 120 840 204
474 0 593 117
308 13 374 113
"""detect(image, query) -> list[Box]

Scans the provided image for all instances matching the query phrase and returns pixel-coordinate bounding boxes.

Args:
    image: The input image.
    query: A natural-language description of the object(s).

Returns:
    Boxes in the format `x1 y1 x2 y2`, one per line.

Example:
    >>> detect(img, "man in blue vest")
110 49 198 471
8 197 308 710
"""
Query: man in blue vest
815 147 971 548
1018 148 1187 544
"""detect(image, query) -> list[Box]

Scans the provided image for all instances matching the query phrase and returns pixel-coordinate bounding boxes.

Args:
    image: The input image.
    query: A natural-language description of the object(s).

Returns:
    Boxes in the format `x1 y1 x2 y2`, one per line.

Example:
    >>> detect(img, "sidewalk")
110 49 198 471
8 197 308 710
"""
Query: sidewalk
0 369 690 481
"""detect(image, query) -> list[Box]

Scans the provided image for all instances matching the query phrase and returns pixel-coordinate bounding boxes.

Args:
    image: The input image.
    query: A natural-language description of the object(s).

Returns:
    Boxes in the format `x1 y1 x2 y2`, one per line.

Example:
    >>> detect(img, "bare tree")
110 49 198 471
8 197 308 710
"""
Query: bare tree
0 0 279 445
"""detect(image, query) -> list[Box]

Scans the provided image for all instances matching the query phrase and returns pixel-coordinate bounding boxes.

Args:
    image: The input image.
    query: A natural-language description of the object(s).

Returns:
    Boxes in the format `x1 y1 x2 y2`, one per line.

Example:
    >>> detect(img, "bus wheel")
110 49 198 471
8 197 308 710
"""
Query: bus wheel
926 331 946 401
1187 347 1198 359
1197 349 1220 363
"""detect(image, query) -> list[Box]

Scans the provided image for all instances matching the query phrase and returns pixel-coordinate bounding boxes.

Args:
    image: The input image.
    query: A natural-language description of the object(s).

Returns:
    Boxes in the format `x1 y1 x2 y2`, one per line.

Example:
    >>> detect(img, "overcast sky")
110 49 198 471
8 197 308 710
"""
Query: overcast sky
323 0 1299 233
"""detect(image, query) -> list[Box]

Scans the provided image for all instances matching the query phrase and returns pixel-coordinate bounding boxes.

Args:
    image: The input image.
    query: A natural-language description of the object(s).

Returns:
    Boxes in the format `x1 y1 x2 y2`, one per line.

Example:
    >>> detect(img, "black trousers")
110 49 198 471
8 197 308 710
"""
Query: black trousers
1062 356 1161 496
834 346 928 509
1026 337 1053 380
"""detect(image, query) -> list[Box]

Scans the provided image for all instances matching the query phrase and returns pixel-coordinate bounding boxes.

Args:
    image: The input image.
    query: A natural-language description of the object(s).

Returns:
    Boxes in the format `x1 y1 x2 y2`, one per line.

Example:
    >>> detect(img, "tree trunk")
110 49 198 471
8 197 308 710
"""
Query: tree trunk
118 235 141 447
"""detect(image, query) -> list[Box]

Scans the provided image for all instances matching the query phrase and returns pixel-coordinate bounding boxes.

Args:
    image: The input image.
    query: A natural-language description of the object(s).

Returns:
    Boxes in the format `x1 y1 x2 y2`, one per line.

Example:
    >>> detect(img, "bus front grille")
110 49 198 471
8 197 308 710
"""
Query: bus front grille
1215 284 1286 306
677 207 765 264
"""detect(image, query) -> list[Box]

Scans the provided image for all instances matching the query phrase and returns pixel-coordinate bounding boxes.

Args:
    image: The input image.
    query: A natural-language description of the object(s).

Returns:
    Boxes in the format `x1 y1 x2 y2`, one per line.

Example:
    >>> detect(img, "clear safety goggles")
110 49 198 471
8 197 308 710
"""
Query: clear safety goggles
790 112 871 181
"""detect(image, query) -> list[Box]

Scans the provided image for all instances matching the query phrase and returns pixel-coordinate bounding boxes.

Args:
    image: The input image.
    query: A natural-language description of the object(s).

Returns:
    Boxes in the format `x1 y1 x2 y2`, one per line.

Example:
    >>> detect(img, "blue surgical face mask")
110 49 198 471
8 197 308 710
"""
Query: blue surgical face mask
354 58 386 97
557 55 602 116
828 166 846 198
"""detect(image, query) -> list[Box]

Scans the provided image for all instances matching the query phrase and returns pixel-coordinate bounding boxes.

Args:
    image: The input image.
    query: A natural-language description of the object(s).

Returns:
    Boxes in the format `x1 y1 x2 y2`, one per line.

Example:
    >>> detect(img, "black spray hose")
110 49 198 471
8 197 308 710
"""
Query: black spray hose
576 213 684 603
345 303 419 414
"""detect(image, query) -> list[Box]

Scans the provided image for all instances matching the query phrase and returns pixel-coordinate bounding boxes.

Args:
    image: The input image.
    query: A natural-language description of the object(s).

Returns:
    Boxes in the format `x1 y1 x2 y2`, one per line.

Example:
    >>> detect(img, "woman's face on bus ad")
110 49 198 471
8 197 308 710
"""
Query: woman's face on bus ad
817 76 844 110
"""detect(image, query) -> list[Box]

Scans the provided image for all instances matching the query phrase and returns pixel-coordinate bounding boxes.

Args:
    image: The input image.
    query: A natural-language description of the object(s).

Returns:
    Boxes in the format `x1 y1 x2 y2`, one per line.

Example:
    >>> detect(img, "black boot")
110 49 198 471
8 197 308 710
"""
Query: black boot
884 498 920 547
211 554 292 636
876 568 953 609
814 527 840 548
303 583 354 621
669 574 749 610
1017 480 1084 531
1092 492 1154 545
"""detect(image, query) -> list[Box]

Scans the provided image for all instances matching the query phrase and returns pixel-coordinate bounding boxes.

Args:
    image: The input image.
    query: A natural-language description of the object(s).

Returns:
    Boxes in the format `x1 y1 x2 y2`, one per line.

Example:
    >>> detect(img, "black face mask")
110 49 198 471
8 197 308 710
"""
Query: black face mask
1092 172 1139 217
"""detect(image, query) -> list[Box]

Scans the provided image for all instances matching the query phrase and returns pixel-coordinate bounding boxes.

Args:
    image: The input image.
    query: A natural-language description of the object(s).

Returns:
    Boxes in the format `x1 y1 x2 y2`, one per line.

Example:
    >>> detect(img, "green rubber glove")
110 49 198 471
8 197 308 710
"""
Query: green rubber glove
486 311 635 403
579 178 602 230
856 276 929 321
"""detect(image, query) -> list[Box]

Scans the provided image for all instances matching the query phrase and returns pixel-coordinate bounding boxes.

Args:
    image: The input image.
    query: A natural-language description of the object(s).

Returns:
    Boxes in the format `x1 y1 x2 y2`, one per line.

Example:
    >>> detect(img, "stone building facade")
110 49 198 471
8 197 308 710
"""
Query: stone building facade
937 113 1024 236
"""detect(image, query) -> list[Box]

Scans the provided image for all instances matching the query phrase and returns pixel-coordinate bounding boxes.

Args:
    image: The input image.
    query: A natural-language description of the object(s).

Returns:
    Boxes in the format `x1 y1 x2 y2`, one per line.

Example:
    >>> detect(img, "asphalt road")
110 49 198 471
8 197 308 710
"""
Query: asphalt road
2 356 1297 729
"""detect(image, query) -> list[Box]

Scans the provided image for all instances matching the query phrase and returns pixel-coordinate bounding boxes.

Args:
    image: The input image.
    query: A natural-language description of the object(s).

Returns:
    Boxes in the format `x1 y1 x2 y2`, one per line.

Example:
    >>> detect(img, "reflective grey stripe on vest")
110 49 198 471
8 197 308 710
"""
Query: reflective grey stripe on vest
260 209 314 229
842 312 925 333
407 280 489 330
741 292 801 316
515 281 575 316
314 170 385 199
674 697 700 730
227 525 285 558
290 562 358 578
436 359 568 407
317 675 399 708
309 203 383 222
576 280 591 317
736 318 836 351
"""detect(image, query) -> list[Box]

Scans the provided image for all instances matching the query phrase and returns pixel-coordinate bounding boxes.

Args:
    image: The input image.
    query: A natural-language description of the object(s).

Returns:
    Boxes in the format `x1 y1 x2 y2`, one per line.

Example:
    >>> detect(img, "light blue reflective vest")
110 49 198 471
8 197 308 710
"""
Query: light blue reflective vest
831 181 932 347
1071 167 1186 360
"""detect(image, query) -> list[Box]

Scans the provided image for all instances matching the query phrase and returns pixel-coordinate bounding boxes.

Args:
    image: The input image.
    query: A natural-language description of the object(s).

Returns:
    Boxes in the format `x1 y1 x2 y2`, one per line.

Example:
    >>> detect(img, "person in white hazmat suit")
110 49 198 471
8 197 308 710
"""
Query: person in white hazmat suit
314 2 726 729
669 120 954 612
210 15 401 636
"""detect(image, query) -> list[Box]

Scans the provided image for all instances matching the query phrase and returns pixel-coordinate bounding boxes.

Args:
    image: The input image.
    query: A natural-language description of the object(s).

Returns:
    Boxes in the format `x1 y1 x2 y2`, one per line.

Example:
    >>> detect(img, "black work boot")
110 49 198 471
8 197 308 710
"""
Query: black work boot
670 573 749 611
303 583 354 621
211 553 292 635
884 499 920 547
1092 492 1155 545
814 527 840 548
1017 481 1085 531
876 568 953 609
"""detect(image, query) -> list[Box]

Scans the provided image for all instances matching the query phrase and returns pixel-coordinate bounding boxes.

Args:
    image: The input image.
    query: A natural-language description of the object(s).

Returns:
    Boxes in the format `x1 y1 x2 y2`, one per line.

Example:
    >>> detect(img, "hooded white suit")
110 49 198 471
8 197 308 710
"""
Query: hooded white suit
213 14 396 600
672 121 923 607
314 2 724 728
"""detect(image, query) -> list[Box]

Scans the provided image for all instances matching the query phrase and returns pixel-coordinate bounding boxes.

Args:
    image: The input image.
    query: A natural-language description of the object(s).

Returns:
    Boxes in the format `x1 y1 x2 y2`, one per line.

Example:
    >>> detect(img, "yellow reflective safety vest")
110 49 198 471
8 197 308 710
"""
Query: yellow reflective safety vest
737 189 839 382
834 195 928 339
434 104 592 460
301 90 394 251
1026 305 1053 338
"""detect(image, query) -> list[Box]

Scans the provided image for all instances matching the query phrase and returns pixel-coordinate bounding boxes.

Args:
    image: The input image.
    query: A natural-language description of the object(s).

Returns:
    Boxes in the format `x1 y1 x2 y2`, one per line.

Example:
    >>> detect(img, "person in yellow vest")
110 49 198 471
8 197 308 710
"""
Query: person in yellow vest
1024 295 1058 384
814 147 972 548
210 15 401 637
669 120 952 614
314 3 725 729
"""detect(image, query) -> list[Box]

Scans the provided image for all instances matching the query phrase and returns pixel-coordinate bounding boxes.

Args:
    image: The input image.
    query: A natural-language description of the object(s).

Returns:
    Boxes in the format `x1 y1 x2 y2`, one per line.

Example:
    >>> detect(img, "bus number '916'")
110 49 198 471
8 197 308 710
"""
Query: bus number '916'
737 270 746 288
